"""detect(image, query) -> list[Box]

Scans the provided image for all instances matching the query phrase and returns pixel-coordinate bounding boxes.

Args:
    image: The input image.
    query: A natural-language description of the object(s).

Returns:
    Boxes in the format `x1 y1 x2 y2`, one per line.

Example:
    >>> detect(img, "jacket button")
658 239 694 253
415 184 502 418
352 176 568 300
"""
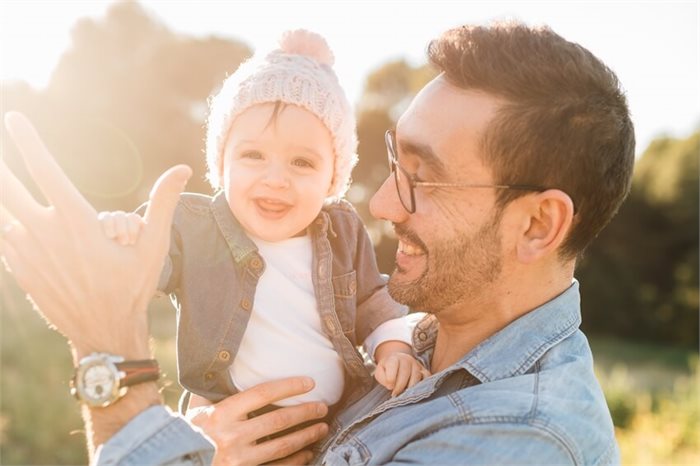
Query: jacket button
218 350 231 361
205 372 215 381
324 316 337 334
348 280 356 294
315 218 324 226
241 298 252 311
250 257 263 270
418 332 428 341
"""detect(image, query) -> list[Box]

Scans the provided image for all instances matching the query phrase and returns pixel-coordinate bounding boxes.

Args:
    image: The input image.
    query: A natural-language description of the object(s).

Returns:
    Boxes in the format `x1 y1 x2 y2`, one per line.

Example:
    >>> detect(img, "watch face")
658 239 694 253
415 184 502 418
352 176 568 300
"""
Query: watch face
74 355 122 407
82 365 116 402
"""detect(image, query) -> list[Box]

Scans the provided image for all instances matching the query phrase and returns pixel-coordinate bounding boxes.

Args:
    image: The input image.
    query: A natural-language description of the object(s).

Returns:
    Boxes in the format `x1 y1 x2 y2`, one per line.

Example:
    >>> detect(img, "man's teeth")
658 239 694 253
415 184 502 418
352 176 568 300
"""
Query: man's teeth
399 240 422 256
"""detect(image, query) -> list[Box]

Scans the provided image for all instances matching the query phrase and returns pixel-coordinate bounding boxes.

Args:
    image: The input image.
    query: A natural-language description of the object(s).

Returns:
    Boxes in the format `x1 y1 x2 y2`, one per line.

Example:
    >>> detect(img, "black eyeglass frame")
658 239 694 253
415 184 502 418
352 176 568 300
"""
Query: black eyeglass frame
384 130 575 214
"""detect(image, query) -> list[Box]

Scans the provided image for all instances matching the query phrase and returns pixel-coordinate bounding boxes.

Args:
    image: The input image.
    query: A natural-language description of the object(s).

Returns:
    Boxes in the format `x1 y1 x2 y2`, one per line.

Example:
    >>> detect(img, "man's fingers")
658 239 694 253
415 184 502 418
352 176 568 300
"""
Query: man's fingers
141 164 191 246
217 377 315 416
251 402 327 439
3 112 93 217
255 421 328 464
0 159 44 227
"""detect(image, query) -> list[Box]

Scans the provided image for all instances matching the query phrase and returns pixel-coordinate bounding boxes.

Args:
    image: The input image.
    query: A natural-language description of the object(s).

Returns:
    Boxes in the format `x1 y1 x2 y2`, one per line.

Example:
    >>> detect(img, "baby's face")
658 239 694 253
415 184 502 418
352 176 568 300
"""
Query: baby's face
222 103 335 242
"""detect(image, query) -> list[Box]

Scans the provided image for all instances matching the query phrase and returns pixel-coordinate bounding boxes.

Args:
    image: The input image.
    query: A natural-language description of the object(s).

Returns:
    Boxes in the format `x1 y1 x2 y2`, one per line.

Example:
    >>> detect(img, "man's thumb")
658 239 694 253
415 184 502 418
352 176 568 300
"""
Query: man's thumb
143 165 192 242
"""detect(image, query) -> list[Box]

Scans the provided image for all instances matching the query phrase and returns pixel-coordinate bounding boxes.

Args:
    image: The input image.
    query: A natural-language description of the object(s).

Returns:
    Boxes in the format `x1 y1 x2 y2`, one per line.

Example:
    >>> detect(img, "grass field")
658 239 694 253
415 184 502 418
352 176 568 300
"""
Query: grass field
1 284 698 465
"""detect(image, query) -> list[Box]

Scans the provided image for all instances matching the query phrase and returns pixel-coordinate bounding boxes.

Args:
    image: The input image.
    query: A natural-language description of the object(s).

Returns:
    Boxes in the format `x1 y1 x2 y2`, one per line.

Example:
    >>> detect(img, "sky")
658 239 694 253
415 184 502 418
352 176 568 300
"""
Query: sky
0 0 698 156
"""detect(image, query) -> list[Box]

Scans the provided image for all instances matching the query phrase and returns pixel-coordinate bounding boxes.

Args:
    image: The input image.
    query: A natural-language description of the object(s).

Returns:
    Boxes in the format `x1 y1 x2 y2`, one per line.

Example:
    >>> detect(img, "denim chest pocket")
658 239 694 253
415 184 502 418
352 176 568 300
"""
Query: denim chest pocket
332 270 357 337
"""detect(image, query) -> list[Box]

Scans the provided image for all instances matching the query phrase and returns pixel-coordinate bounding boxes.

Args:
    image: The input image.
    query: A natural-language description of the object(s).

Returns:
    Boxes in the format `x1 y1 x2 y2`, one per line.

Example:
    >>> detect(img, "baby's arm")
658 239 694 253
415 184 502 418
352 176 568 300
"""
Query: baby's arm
97 211 144 245
374 340 430 397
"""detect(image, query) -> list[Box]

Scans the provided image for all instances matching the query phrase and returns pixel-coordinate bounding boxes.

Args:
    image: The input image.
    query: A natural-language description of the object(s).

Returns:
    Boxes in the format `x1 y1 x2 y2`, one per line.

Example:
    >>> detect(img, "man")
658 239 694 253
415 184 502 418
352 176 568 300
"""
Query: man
1 21 633 465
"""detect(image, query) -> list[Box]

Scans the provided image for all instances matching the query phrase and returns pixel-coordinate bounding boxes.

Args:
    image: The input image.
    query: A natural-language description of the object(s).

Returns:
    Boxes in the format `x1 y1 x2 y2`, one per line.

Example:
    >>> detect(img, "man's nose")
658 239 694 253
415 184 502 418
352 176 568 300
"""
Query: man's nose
370 174 409 223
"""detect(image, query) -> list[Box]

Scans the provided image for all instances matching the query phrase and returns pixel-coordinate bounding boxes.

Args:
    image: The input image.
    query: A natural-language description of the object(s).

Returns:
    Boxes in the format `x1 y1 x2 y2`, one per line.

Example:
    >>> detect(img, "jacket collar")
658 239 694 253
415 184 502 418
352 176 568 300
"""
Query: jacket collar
210 191 332 263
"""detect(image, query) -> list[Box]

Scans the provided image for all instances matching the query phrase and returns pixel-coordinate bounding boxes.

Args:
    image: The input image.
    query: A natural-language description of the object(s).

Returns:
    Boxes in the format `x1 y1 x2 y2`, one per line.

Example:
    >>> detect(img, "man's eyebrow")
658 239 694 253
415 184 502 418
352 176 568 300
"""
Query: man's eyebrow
398 139 448 178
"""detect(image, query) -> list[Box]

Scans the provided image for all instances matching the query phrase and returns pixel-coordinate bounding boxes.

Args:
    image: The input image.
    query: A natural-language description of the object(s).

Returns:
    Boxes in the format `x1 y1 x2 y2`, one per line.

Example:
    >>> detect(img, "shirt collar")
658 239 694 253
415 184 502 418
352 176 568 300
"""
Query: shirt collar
415 280 582 384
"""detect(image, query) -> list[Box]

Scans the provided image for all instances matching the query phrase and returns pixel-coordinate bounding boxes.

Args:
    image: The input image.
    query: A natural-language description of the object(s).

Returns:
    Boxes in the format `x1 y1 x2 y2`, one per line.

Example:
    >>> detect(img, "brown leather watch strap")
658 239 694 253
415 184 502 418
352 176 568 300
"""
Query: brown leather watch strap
114 359 160 387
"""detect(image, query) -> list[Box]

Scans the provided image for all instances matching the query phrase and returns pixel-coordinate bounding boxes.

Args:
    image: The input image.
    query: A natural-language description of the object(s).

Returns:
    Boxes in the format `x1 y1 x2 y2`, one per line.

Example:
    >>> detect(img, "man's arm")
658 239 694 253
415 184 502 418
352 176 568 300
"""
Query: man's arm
1 112 188 454
0 112 327 465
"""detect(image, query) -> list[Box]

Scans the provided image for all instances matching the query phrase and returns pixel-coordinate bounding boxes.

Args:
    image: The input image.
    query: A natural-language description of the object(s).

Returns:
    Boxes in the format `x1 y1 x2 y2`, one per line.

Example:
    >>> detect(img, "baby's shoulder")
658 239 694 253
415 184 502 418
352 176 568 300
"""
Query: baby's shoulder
323 198 363 224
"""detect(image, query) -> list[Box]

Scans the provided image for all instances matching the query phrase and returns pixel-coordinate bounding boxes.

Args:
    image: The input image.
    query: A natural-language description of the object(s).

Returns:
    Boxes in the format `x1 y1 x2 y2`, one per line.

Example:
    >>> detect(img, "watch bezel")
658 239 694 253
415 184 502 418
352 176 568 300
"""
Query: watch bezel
71 353 127 408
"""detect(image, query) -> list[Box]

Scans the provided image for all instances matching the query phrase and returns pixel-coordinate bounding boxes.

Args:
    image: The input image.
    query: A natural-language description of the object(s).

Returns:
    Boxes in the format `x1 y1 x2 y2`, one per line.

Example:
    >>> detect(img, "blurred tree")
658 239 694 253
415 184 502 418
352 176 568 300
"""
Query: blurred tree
1 0 251 212
578 131 699 347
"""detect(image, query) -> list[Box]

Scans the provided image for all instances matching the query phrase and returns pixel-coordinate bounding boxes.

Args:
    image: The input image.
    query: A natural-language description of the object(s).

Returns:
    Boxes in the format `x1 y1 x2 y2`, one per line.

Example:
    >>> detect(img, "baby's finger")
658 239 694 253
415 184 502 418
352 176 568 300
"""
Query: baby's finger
126 213 143 245
407 362 425 388
391 361 411 397
383 356 399 386
374 363 390 388
98 212 117 239
112 211 129 245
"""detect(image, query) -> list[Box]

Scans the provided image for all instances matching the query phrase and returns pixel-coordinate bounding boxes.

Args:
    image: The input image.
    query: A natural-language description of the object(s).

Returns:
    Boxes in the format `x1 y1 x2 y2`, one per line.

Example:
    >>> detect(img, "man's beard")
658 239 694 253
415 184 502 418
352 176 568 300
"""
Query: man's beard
387 209 503 313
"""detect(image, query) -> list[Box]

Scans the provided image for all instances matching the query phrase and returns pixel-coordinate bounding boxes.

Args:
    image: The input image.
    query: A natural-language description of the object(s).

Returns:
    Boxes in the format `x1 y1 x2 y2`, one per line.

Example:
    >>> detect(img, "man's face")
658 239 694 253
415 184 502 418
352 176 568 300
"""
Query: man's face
369 76 506 313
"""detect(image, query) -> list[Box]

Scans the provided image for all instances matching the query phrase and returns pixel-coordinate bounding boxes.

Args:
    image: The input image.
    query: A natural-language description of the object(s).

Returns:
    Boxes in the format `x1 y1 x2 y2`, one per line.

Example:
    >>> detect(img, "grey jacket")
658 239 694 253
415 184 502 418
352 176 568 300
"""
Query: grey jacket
158 191 406 405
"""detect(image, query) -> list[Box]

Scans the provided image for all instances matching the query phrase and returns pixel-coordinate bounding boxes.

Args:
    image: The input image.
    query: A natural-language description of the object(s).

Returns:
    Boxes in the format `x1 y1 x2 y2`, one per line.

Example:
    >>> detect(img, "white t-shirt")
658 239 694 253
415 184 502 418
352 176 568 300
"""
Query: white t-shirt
230 234 411 406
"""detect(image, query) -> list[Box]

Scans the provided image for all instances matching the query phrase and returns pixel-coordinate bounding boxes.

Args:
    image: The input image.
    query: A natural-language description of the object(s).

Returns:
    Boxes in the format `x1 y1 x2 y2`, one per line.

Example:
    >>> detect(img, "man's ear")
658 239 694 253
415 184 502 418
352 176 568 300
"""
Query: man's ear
515 190 575 263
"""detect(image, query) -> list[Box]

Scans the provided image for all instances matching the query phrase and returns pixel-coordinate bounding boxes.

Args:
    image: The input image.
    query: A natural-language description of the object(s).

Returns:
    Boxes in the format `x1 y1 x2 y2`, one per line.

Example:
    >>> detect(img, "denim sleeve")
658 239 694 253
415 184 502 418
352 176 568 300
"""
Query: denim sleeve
351 214 408 344
94 406 214 466
388 423 577 465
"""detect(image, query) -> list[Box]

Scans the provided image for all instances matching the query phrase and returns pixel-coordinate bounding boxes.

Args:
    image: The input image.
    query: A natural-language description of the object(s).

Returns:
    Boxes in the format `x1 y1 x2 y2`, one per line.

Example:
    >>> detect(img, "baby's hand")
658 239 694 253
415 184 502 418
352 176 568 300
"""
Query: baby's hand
375 352 431 397
97 211 144 246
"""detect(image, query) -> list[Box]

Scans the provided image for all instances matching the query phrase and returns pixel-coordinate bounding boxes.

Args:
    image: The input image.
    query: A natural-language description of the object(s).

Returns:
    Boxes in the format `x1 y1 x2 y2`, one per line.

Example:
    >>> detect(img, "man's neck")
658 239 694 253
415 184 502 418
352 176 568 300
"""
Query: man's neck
430 263 574 373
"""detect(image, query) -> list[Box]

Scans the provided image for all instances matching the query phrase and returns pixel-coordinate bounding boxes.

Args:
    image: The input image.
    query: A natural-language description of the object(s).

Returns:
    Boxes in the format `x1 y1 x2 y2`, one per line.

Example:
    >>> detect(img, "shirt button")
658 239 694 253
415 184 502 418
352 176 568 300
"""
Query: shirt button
218 350 231 361
241 298 252 311
250 257 263 270
205 372 215 381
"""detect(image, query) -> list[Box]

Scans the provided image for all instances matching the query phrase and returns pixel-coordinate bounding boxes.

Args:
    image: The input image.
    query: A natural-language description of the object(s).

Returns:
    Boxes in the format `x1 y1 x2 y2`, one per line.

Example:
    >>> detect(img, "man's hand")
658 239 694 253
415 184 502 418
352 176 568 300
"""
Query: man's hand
0 111 191 360
188 377 329 466
0 111 191 453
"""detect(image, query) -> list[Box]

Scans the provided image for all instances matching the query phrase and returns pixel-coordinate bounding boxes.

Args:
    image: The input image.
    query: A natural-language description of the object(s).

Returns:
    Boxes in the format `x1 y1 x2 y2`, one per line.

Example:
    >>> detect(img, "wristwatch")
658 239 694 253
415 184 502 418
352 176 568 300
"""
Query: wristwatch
70 353 160 407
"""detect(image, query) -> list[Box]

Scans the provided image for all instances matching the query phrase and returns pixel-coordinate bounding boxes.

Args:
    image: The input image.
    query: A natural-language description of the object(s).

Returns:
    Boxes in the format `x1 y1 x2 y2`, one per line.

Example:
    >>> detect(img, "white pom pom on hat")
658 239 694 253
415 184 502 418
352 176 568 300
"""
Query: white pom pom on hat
205 29 357 199
278 29 335 66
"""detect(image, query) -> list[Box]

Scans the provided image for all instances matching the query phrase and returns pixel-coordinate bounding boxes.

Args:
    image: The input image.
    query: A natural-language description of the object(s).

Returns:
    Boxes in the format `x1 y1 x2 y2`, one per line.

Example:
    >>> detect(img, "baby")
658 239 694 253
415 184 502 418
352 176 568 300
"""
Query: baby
99 30 428 417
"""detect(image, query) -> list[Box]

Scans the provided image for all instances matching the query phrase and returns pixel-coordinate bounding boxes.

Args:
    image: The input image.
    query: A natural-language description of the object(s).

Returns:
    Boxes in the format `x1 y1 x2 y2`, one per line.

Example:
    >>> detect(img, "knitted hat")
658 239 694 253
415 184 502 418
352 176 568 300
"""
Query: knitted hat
206 29 358 199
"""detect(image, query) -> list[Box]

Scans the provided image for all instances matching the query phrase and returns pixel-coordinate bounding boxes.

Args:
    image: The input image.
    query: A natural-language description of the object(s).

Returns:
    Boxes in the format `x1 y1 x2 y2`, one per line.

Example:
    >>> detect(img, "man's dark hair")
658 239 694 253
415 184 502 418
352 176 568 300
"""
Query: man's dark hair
428 22 635 259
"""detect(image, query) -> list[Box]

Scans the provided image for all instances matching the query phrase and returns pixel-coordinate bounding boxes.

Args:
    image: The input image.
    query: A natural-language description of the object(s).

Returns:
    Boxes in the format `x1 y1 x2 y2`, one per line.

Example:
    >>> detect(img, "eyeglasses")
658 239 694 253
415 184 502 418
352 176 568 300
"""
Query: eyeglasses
385 129 559 214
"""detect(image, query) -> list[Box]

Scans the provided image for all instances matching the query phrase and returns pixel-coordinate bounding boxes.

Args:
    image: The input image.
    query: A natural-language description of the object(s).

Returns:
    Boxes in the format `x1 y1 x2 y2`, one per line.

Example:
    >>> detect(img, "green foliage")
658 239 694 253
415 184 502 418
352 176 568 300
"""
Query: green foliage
577 130 699 347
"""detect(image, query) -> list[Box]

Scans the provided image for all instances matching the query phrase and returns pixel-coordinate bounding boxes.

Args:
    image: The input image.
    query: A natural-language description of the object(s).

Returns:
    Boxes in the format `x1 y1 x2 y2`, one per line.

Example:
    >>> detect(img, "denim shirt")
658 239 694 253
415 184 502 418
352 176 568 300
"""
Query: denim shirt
159 192 406 405
97 280 619 466
315 281 619 465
